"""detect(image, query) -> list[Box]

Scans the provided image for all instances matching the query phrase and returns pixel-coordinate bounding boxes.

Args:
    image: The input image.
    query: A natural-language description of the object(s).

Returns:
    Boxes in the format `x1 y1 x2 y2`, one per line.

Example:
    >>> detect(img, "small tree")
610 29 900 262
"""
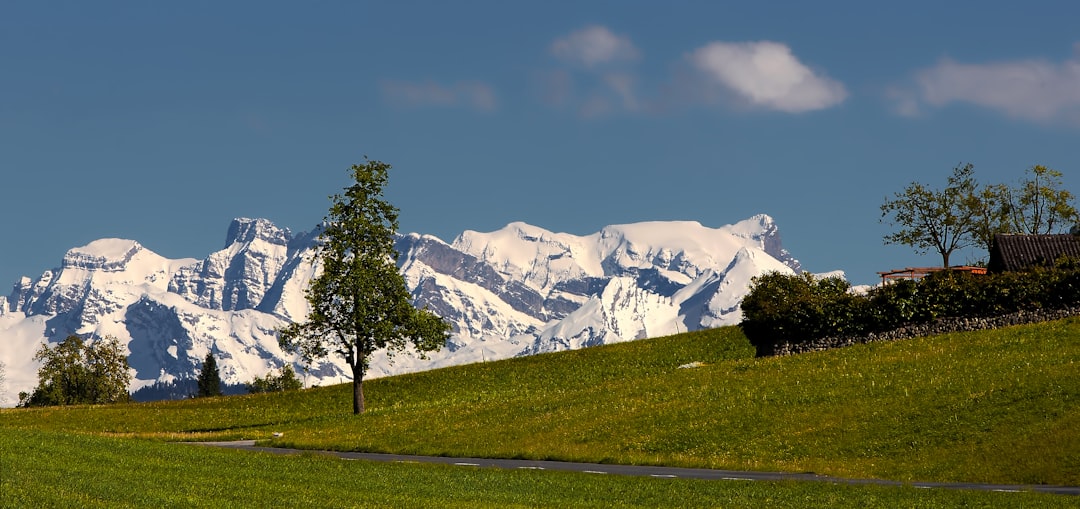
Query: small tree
1005 165 1079 235
196 352 223 398
881 163 982 267
279 159 451 414
21 335 131 407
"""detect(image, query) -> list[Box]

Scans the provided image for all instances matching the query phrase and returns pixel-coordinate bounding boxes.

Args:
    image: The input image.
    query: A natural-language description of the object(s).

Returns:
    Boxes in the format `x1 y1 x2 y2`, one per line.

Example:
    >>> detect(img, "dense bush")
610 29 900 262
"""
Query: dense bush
247 365 303 394
19 335 131 407
741 264 1080 356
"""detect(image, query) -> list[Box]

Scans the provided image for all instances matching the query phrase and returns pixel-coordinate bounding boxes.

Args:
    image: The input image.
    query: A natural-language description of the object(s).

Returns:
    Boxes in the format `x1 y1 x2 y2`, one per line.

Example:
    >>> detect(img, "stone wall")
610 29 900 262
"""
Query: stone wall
772 306 1080 356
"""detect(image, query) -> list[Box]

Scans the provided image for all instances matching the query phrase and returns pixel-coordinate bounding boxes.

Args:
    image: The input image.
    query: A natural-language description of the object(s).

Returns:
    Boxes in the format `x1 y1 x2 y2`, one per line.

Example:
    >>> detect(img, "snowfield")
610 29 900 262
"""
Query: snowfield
0 214 832 407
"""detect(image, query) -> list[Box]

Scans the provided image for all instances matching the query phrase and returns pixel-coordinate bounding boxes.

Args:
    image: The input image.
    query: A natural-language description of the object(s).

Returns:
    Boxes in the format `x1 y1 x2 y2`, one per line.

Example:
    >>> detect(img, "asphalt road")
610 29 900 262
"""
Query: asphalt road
195 441 1080 496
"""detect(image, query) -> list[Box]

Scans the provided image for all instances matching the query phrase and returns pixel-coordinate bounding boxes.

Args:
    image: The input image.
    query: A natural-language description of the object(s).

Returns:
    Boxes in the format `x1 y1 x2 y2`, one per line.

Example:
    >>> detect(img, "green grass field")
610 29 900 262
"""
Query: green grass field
3 320 1079 506
1 427 1071 508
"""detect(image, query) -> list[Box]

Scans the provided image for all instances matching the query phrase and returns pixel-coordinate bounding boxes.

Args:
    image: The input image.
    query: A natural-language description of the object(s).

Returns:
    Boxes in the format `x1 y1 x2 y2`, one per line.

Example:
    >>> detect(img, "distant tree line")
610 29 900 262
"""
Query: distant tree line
137 353 304 401
130 379 248 402
19 338 304 406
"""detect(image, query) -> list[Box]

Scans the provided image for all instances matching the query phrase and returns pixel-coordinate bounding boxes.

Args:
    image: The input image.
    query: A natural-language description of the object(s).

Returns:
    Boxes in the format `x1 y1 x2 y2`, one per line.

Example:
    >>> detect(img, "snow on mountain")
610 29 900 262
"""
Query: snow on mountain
169 218 292 311
0 214 812 407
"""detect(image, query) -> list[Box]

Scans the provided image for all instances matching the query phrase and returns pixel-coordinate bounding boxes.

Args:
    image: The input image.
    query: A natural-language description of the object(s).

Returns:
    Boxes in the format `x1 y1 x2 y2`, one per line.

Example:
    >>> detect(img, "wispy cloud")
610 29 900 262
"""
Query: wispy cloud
894 47 1080 124
380 80 497 112
550 25 639 68
542 25 642 118
686 41 847 113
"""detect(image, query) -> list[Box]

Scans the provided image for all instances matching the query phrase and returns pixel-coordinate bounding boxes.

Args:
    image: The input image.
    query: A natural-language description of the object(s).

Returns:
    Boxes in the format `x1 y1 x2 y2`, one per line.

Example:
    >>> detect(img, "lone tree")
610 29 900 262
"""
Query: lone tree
279 159 451 414
196 351 223 397
20 335 131 407
881 163 983 267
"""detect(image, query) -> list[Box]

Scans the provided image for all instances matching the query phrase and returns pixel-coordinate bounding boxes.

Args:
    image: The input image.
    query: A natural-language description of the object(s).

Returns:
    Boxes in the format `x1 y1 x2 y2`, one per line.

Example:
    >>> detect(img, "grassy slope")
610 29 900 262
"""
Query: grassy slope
3 320 1079 488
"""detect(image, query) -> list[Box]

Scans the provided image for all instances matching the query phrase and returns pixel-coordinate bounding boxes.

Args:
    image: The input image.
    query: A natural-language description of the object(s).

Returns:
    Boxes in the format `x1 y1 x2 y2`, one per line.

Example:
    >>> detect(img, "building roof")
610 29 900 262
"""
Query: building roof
987 234 1080 272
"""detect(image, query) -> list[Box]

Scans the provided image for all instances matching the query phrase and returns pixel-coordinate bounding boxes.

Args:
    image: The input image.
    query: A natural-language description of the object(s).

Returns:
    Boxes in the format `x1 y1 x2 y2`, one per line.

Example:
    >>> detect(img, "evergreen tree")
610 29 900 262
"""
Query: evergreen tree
196 351 223 398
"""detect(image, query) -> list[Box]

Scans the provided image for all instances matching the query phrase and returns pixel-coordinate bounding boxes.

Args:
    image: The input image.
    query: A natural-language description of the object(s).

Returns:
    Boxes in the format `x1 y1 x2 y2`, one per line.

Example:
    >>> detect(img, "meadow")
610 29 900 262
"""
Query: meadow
2 321 1079 507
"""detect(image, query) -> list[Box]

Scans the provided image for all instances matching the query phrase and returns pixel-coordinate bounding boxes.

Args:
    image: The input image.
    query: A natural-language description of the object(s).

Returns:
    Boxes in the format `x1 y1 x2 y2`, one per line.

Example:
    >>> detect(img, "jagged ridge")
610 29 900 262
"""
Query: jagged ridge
0 214 815 406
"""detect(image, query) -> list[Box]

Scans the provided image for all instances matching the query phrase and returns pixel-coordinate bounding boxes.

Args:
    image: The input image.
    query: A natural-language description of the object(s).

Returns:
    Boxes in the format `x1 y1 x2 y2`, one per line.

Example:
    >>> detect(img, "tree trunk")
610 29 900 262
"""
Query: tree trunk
942 251 950 268
352 367 365 414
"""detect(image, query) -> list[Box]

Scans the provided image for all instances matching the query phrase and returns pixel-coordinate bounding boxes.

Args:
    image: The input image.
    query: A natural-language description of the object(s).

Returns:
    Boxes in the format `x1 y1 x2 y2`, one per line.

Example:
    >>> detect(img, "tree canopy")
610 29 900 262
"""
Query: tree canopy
1005 165 1079 235
881 163 981 267
20 335 131 407
279 159 451 414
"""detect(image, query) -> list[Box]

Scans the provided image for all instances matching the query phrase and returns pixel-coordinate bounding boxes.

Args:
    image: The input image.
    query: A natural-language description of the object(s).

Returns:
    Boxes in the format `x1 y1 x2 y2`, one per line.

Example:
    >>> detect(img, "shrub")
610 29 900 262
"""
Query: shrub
740 272 858 355
740 262 1080 356
247 365 303 394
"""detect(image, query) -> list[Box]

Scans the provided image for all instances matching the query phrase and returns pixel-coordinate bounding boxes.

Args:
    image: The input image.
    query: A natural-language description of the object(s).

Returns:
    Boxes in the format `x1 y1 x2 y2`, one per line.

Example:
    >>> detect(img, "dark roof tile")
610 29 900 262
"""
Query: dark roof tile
988 234 1080 272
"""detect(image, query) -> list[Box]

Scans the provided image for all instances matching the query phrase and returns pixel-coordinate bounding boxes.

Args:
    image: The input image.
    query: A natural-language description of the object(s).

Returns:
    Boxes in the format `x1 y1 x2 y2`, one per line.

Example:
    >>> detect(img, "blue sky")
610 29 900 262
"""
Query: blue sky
2 1 1080 287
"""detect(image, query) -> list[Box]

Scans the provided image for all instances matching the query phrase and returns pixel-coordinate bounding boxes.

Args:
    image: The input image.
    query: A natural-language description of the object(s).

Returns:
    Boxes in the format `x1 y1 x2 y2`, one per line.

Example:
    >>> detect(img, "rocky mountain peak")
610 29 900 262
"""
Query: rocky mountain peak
225 217 291 248
62 239 143 272
0 214 823 407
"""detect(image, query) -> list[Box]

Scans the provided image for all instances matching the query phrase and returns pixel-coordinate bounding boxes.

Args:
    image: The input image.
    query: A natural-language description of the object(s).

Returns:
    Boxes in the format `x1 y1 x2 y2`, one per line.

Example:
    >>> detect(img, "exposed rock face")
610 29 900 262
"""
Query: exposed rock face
0 214 811 406
169 218 293 311
399 215 803 351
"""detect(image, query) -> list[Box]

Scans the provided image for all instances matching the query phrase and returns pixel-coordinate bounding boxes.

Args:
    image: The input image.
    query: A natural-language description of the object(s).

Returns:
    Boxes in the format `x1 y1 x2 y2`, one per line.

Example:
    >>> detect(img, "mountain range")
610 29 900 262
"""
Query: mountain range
0 214 809 406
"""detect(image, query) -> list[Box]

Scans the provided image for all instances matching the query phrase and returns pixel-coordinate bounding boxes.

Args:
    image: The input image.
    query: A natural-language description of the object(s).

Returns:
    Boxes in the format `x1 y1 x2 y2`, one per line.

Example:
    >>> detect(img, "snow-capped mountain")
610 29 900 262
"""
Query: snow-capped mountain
0 214 808 406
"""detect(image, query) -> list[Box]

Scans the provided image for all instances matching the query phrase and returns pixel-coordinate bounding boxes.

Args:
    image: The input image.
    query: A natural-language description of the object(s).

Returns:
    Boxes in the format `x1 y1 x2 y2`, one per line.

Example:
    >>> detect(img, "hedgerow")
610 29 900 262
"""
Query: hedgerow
740 261 1080 356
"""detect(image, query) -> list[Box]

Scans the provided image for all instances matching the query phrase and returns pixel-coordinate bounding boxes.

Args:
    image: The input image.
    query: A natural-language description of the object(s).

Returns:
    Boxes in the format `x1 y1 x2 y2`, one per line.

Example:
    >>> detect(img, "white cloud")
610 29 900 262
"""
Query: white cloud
688 41 847 113
550 25 639 68
904 50 1080 123
380 80 497 112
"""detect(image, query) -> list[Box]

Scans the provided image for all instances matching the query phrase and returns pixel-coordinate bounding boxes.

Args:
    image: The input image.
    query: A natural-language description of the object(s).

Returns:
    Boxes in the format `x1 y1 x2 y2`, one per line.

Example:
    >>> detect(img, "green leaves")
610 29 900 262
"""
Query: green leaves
247 364 303 393
21 335 131 407
278 158 452 413
1007 165 1079 235
881 163 980 267
741 265 1080 356
882 163 1079 266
